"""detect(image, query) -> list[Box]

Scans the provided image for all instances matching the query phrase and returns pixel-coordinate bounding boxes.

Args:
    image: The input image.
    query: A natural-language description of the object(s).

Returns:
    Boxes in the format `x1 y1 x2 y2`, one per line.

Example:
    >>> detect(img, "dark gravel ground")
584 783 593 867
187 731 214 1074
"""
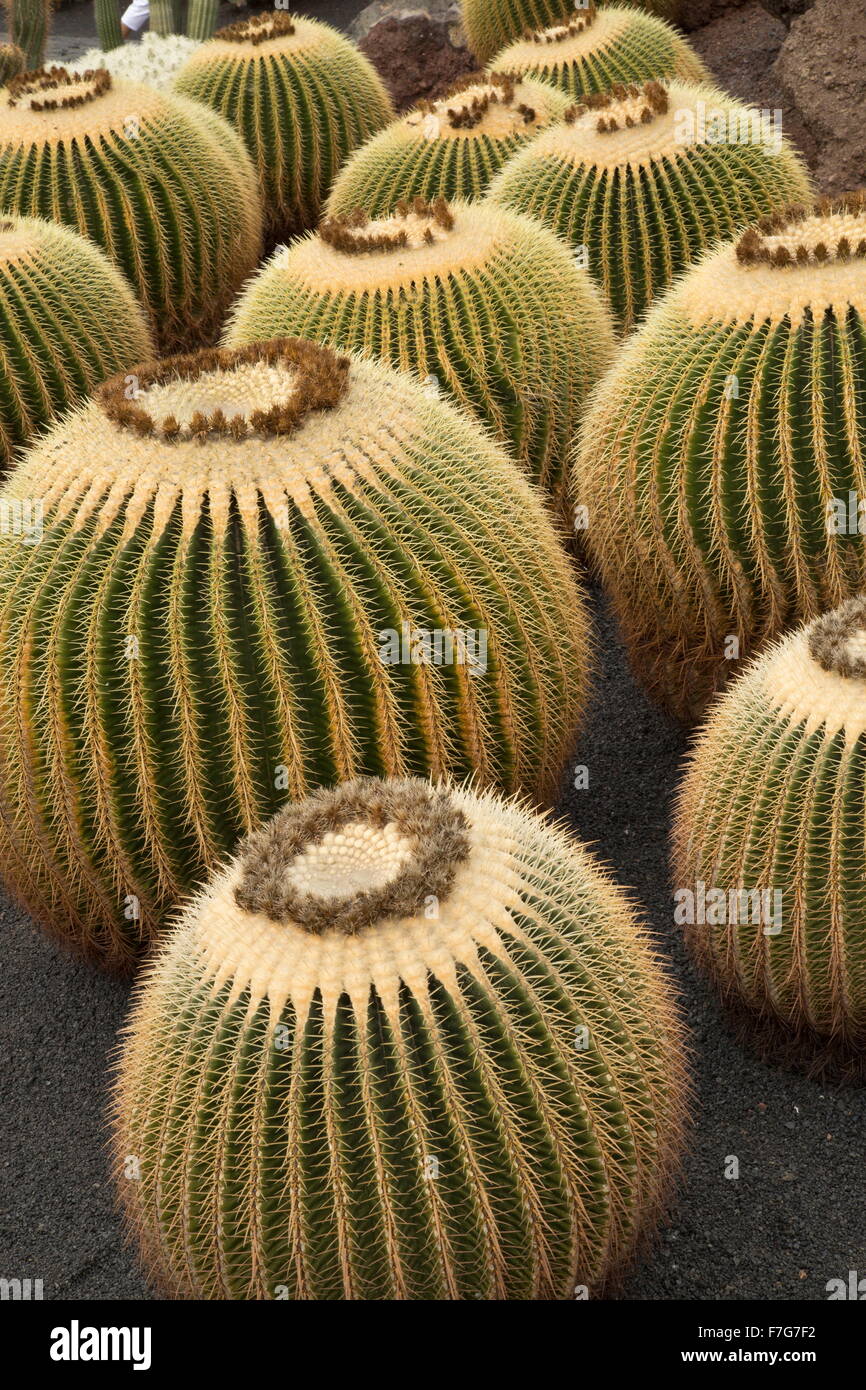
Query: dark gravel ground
1 0 864 1306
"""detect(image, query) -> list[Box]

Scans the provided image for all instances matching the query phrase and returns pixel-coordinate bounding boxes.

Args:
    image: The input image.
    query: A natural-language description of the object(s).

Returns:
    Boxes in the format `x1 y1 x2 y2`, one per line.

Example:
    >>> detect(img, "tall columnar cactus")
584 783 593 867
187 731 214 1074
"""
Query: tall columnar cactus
95 0 123 52
326 72 570 221
462 0 681 65
0 340 591 969
490 81 812 332
0 66 263 352
0 214 153 464
574 193 866 721
78 34 202 93
174 13 394 247
0 42 23 86
3 0 49 72
489 3 709 99
673 598 866 1081
114 776 687 1299
224 198 616 518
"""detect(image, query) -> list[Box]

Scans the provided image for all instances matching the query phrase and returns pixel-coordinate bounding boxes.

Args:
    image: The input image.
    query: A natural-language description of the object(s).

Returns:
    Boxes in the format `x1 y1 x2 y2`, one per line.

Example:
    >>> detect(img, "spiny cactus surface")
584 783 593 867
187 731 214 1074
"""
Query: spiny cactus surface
490 80 812 332
174 13 393 246
0 65 262 352
574 194 866 721
674 598 866 1080
225 197 615 517
326 71 570 220
462 0 681 66
0 42 24 87
115 775 687 1299
489 3 708 100
3 0 49 72
0 213 153 464
78 34 202 92
0 339 591 969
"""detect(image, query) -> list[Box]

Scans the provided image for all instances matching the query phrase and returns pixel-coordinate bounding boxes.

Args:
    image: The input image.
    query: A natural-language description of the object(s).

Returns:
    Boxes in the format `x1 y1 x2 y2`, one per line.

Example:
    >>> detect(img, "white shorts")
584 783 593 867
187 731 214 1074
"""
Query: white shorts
121 0 150 31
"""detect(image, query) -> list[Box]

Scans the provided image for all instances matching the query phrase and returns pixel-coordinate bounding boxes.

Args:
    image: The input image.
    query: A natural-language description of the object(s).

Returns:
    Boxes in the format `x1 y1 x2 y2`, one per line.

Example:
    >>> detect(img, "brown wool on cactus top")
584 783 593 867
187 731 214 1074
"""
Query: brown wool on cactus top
736 191 866 267
411 72 545 136
97 339 350 443
213 13 296 46
565 80 670 132
319 196 455 255
234 779 471 935
807 598 866 681
6 65 112 111
525 3 597 44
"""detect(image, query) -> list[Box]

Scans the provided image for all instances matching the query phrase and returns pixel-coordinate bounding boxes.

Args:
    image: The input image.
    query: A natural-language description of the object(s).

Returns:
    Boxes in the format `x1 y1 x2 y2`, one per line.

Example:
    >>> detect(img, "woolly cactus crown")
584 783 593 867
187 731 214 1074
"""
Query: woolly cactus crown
574 192 866 721
490 80 812 330
115 776 687 1299
77 33 202 93
0 64 262 351
325 71 570 219
673 596 866 1080
461 0 681 65
489 3 709 99
224 196 615 516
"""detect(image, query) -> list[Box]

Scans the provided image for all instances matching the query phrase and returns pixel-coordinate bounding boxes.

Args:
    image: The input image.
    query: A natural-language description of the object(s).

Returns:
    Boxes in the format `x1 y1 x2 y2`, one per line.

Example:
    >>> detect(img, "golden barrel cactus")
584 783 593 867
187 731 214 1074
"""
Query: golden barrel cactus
490 80 812 332
0 65 262 352
174 13 394 246
0 339 591 969
674 598 866 1080
326 71 570 220
224 197 616 517
488 3 709 100
115 776 687 1299
574 194 866 721
462 0 681 66
0 213 153 464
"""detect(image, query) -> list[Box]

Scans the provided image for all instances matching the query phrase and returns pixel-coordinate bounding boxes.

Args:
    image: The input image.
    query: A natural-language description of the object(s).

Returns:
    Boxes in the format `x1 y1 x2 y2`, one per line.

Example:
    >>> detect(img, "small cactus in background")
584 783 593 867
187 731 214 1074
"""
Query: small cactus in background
224 197 616 518
114 775 687 1299
0 213 153 464
95 0 123 51
0 66 262 352
174 13 394 247
462 0 681 66
0 43 24 87
3 0 49 72
490 80 812 332
326 71 570 220
673 598 866 1081
489 3 709 99
574 193 866 721
0 339 591 969
79 34 202 92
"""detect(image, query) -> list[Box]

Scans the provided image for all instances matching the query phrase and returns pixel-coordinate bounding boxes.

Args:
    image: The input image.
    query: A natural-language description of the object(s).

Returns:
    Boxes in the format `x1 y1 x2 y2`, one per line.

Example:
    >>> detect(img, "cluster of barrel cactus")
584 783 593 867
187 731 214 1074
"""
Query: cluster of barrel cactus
1 0 862 1310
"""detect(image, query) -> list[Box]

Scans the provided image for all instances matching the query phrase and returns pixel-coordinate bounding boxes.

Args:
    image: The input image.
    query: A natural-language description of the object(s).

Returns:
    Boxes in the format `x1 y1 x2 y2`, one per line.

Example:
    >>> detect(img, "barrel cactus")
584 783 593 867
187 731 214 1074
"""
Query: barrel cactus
0 338 590 969
78 34 202 93
490 80 812 332
574 193 866 721
114 774 687 1299
174 13 393 247
224 197 615 518
0 213 153 464
3 0 49 72
674 598 866 1081
0 43 24 87
462 1 681 66
326 71 570 221
489 3 709 99
0 66 262 352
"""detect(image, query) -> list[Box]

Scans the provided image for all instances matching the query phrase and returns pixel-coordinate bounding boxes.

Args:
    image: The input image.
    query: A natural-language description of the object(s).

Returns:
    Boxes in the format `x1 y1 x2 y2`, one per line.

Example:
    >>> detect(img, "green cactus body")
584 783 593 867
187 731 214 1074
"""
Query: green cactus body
0 66 263 353
3 0 48 71
79 34 202 92
0 214 153 464
490 81 812 332
489 3 708 99
185 0 219 42
174 13 394 247
114 776 687 1299
224 197 615 518
149 0 180 38
673 598 866 1080
574 194 866 720
94 0 123 52
0 340 591 969
325 72 570 221
0 43 24 87
462 0 681 66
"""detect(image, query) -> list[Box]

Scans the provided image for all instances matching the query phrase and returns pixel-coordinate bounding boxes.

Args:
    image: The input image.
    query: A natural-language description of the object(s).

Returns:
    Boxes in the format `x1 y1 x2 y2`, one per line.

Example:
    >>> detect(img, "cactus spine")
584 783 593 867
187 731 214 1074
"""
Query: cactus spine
326 72 570 221
462 0 681 65
574 193 866 721
94 0 123 52
489 3 709 99
0 213 153 464
115 776 687 1299
490 81 812 332
0 66 263 352
78 34 202 93
185 0 219 42
174 14 394 247
673 598 866 1081
0 340 591 968
0 42 23 86
224 197 616 518
3 0 48 72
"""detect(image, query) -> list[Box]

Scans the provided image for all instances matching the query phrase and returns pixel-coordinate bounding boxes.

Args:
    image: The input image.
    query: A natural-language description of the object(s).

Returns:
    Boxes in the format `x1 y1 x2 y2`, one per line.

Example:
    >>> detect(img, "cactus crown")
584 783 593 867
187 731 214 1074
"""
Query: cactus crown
736 191 866 268
319 196 455 257
6 63 111 110
413 71 548 137
213 13 297 46
524 5 597 43
97 340 349 443
234 778 470 934
565 78 669 131
808 598 866 681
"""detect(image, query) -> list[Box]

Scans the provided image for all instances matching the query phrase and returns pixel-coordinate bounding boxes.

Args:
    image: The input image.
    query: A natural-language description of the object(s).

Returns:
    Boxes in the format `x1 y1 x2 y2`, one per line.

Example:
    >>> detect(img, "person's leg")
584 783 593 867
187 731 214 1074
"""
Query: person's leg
120 0 149 38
